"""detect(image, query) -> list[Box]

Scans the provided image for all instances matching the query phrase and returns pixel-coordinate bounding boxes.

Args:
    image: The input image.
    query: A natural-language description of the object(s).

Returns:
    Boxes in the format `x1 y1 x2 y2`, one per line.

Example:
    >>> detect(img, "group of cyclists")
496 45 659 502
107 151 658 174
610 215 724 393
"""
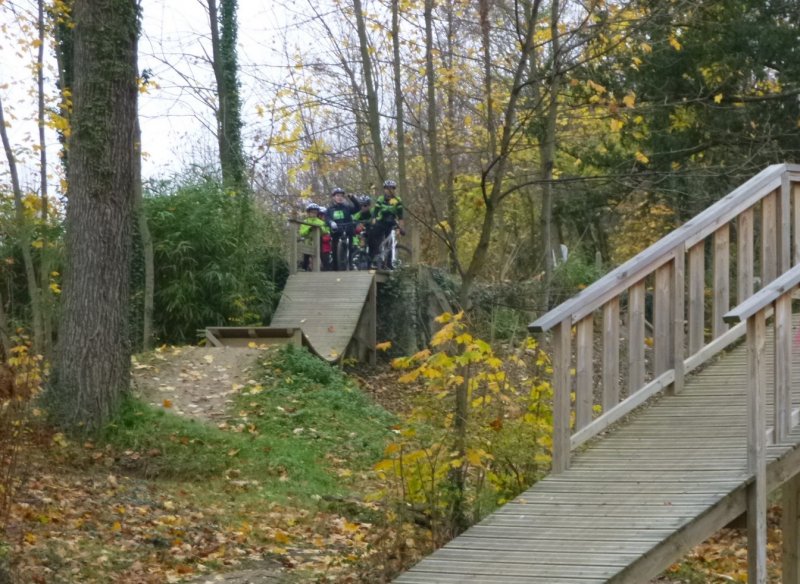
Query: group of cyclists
299 179 406 271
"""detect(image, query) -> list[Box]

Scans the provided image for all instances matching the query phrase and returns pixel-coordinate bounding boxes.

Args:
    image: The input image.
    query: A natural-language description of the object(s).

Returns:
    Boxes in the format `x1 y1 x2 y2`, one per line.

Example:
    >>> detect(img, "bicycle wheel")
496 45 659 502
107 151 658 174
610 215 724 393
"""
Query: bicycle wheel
393 244 412 269
351 248 369 270
375 238 391 270
336 238 349 271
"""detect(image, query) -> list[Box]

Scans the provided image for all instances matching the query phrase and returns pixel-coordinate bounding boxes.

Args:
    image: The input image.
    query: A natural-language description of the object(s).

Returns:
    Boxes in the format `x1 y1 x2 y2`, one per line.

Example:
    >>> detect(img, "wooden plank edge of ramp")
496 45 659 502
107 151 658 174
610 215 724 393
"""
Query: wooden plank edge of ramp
270 271 378 363
394 436 800 584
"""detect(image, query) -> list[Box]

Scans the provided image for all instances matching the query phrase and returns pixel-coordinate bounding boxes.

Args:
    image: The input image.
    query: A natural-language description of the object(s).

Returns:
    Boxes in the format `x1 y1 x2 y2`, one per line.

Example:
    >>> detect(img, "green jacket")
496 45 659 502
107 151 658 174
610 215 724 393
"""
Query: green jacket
299 217 329 239
375 193 403 222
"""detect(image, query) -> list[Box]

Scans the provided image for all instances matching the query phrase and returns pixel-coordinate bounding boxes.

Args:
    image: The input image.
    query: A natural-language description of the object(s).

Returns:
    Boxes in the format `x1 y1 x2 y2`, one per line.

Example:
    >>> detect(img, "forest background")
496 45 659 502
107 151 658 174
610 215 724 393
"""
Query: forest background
2 0 800 341
0 0 800 581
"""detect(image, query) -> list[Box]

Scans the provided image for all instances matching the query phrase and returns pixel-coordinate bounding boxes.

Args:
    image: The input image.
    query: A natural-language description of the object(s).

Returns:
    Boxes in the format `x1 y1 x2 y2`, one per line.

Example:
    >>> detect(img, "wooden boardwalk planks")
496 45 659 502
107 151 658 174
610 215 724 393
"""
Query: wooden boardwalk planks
394 328 800 583
270 271 376 361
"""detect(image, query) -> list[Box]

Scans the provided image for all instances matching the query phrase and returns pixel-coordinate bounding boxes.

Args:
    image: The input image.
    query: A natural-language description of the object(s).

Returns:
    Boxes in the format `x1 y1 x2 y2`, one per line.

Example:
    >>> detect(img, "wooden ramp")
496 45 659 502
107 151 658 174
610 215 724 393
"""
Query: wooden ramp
395 329 800 583
396 164 800 583
270 271 377 362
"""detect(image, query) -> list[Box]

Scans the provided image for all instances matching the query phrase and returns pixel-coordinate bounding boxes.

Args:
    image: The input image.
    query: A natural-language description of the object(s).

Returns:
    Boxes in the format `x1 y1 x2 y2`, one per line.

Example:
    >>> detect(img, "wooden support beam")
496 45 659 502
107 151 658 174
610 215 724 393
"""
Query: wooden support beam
551 319 571 474
671 250 685 394
311 226 321 272
575 315 593 430
368 276 377 366
746 311 767 584
688 242 705 355
775 294 792 442
654 263 673 376
738 208 754 303
602 298 620 412
628 280 646 394
288 223 298 275
779 177 791 273
761 190 778 285
793 181 800 265
713 225 730 338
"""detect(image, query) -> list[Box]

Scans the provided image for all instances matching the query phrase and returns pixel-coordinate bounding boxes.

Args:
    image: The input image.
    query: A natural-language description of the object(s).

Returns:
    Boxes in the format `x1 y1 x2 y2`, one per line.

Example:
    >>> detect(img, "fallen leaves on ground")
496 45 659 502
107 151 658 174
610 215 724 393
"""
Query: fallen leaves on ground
3 427 426 583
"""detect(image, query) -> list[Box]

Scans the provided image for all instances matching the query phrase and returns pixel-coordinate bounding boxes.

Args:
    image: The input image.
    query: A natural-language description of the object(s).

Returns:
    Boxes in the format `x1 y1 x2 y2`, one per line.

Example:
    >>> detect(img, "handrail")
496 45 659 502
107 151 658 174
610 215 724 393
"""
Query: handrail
530 163 799 332
287 220 323 274
525 163 800 476
723 263 800 324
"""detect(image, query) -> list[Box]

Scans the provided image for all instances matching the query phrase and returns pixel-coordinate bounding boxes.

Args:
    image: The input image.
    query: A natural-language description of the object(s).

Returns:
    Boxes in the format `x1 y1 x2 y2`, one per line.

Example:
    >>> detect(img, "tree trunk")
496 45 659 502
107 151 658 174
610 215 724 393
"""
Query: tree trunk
424 0 443 257
134 119 154 351
52 0 139 431
352 0 386 182
540 0 562 307
391 0 414 260
0 96 44 352
449 365 470 535
443 2 458 270
208 0 246 191
458 0 542 307
38 0 53 356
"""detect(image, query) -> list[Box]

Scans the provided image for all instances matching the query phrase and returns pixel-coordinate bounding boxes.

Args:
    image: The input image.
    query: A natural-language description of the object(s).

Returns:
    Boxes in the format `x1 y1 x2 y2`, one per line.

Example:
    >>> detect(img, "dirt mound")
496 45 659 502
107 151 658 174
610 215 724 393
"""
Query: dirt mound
132 346 268 421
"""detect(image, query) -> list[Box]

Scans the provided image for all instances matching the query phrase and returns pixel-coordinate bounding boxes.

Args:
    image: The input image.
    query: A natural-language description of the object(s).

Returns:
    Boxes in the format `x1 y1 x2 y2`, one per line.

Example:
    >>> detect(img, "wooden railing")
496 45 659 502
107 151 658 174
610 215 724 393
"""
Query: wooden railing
288 219 322 274
722 264 800 583
529 163 800 473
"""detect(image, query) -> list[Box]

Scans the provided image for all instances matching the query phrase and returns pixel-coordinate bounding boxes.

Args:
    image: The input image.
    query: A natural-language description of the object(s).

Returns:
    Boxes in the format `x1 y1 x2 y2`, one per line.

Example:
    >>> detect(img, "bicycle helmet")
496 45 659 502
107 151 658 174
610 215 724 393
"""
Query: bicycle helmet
318 206 327 215
305 202 320 212
358 195 372 206
331 187 345 196
383 179 397 189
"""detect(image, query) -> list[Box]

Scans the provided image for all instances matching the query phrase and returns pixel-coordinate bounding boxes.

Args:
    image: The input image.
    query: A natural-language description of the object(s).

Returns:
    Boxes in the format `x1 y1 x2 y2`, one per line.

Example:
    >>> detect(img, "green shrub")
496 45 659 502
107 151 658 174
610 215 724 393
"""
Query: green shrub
132 172 287 344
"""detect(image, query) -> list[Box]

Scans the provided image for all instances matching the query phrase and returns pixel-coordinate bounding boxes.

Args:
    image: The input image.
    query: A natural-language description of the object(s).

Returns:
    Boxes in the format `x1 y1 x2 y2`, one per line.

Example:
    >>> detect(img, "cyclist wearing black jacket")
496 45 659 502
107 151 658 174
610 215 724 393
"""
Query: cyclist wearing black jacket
326 187 355 271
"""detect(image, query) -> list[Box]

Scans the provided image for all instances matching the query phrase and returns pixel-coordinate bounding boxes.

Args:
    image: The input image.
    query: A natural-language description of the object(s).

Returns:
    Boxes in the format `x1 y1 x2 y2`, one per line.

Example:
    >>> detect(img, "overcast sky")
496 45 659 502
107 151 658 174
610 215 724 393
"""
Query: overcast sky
139 0 290 177
0 0 301 188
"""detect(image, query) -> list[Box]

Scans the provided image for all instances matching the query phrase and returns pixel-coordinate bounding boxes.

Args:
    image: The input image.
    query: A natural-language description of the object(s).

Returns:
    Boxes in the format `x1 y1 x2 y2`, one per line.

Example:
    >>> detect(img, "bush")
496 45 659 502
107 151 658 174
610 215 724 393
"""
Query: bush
132 173 287 344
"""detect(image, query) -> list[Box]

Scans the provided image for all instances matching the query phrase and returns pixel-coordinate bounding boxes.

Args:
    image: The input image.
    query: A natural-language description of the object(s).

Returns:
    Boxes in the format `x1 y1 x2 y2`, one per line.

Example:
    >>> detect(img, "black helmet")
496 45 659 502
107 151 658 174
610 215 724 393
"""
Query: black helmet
331 187 345 196
358 195 372 206
305 202 320 212
383 179 397 189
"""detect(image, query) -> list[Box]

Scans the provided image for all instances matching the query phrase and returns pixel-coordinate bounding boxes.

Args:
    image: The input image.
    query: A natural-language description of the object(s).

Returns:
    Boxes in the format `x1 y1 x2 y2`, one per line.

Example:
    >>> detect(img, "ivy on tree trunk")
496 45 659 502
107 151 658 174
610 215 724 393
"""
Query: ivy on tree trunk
208 0 246 193
51 0 140 431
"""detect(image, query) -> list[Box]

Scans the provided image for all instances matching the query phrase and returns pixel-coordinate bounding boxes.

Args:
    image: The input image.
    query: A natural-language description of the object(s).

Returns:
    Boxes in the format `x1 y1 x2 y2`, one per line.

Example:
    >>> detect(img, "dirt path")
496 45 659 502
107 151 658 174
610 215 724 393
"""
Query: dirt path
132 346 267 421
132 346 294 584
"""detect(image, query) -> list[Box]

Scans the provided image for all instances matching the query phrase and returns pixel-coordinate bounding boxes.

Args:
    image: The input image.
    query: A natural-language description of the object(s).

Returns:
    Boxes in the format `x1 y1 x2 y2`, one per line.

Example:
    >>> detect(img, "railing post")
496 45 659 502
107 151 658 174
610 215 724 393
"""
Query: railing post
779 176 791 273
761 190 778 284
552 319 571 474
602 298 620 412
793 180 800 265
671 248 685 394
688 242 704 355
628 280 646 394
746 310 767 584
311 226 321 272
713 225 730 338
738 208 754 302
775 294 792 442
575 316 593 430
288 223 298 275
654 262 673 375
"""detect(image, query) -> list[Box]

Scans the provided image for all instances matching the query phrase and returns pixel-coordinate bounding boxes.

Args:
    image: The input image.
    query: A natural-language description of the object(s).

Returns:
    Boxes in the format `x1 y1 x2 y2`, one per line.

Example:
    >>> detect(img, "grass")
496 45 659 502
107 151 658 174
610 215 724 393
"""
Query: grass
100 345 396 504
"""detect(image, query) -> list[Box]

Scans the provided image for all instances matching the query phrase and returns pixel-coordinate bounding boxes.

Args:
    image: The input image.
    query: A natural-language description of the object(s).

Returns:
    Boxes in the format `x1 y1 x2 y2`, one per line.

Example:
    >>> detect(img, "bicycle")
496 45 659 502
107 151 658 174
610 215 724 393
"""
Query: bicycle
374 225 411 270
332 220 371 271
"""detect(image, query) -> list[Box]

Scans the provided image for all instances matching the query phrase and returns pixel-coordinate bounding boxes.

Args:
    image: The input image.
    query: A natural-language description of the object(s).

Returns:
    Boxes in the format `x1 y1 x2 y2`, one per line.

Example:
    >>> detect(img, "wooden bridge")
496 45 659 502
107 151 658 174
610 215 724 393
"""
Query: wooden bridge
396 163 800 583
